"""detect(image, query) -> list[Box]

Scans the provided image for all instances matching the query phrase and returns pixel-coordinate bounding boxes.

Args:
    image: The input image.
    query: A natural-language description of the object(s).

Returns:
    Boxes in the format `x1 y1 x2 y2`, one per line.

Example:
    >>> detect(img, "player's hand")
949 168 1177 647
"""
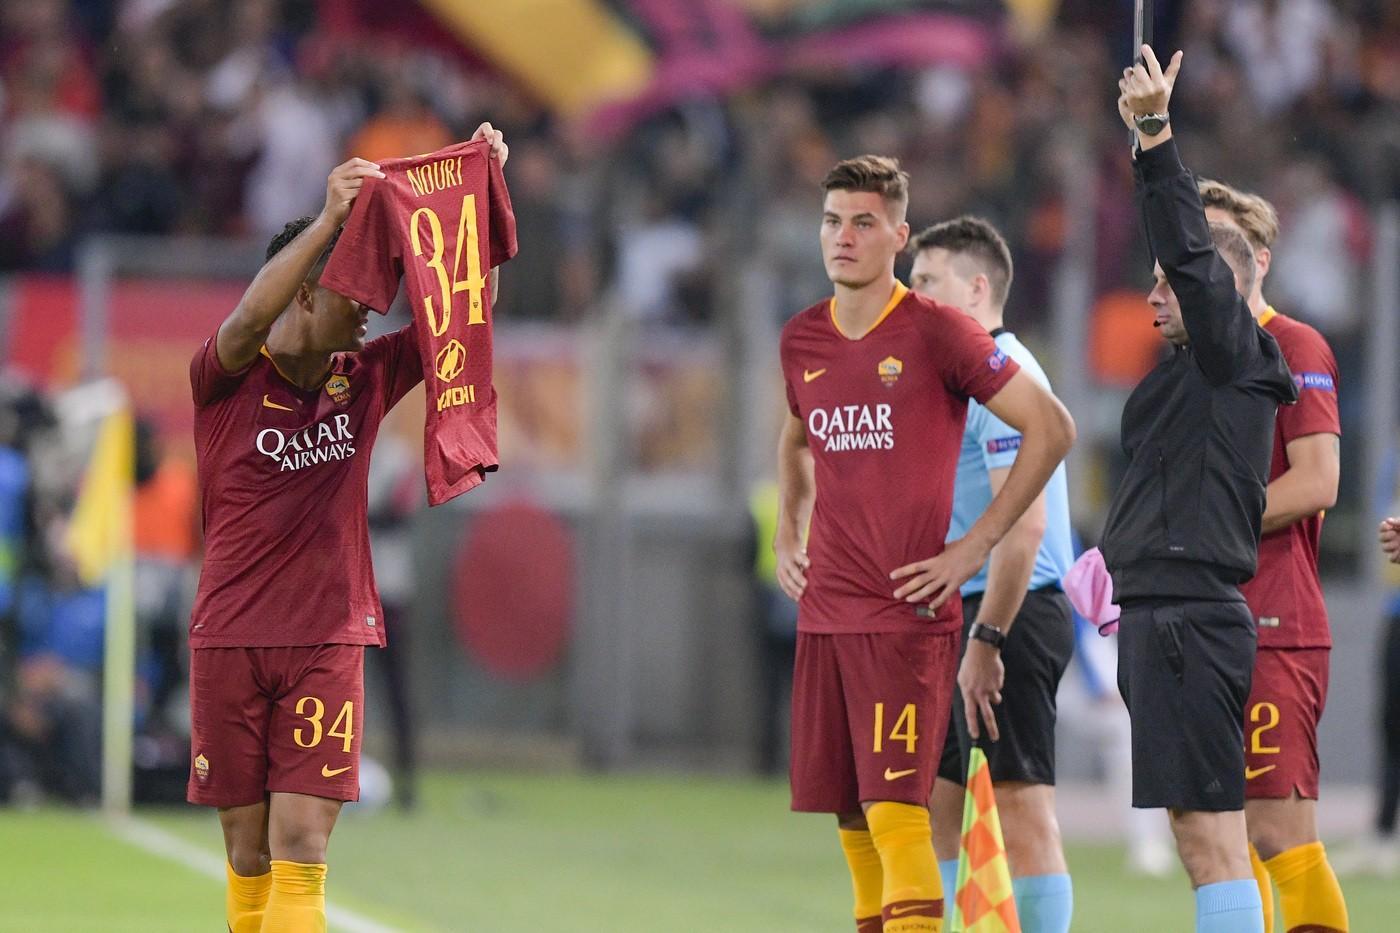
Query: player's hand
471 122 509 167
1381 517 1400 564
1119 46 1182 119
774 532 810 601
890 536 991 611
322 158 384 227
958 641 1004 742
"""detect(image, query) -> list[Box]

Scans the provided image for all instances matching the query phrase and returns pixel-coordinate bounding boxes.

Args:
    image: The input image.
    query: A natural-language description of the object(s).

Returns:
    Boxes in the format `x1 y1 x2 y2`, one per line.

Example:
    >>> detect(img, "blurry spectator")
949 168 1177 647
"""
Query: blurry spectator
0 157 79 271
1268 157 1368 338
345 71 451 164
1223 0 1343 116
131 418 198 729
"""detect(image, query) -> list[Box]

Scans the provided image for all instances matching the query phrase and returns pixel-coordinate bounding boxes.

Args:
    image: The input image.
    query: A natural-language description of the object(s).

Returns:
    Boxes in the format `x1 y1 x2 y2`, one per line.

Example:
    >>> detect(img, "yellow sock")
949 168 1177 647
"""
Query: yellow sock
225 862 271 933
261 860 327 933
839 828 885 932
1249 844 1275 932
866 802 943 933
1264 841 1348 933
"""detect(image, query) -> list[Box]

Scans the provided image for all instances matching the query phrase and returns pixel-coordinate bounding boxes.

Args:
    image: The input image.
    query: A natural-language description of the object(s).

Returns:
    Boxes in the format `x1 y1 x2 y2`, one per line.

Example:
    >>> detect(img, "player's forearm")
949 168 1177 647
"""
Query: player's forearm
962 416 1072 556
776 440 814 545
974 524 1041 631
220 214 340 366
490 267 499 305
1260 467 1336 535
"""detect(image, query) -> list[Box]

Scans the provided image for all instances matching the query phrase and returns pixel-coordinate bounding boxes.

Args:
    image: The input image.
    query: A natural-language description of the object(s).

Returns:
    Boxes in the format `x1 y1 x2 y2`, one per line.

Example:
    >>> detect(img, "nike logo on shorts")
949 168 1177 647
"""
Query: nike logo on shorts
883 767 917 781
1244 764 1276 780
321 764 352 778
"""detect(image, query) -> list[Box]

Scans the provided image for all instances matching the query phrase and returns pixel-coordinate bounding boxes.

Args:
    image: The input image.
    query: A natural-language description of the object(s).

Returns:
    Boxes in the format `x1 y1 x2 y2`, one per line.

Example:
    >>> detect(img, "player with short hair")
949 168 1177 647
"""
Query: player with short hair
187 125 506 933
775 155 1075 932
909 216 1076 933
1200 177 1349 932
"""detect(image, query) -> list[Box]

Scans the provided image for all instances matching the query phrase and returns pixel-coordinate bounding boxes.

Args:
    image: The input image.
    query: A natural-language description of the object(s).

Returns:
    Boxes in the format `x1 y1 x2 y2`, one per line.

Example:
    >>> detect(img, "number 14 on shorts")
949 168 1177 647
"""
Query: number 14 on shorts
873 702 918 753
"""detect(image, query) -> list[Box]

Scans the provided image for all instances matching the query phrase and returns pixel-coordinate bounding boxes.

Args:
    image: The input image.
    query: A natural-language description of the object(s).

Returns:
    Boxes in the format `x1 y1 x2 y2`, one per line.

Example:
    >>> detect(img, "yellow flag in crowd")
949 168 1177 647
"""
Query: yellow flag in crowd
953 747 1021 932
65 408 134 586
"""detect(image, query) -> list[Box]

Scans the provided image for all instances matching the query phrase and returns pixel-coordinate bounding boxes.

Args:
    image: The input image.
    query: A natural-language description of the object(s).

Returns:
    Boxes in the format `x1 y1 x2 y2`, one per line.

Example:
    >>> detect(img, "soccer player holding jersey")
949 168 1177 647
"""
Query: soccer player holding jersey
774 156 1074 932
187 126 507 933
1201 179 1348 933
910 217 1076 933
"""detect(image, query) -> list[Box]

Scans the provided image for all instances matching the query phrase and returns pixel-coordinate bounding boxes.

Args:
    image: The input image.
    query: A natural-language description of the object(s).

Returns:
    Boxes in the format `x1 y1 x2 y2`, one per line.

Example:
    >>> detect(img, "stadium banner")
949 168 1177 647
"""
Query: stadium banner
331 0 1003 132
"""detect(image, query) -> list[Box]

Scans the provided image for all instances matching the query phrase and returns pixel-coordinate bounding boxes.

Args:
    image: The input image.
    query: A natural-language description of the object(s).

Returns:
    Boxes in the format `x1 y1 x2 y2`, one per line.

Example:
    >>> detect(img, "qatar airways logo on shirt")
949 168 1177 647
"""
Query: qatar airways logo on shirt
807 404 894 453
256 413 357 472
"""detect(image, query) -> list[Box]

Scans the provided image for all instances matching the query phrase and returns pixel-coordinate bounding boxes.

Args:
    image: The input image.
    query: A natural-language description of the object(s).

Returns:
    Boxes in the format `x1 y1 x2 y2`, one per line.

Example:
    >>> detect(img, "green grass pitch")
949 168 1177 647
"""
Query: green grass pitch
1 771 1389 931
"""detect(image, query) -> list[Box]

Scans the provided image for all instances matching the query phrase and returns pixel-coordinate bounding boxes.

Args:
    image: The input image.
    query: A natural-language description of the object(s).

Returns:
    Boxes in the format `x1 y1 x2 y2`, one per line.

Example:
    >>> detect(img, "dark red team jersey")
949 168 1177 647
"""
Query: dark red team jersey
781 284 1020 635
188 327 423 648
1239 308 1340 649
321 138 517 506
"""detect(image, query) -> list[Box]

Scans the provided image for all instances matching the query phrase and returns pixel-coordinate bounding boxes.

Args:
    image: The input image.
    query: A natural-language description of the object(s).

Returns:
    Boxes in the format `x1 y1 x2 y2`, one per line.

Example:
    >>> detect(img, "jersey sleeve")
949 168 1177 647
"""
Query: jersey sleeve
930 305 1020 404
190 333 251 407
1276 326 1340 443
486 150 519 269
968 401 1023 472
362 324 424 414
320 176 404 314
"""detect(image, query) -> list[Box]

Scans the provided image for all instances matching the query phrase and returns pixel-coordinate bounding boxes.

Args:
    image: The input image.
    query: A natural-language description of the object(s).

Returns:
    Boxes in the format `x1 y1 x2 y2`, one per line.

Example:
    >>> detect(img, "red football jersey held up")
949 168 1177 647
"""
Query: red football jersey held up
322 139 518 506
188 327 423 648
780 284 1020 635
1239 308 1341 649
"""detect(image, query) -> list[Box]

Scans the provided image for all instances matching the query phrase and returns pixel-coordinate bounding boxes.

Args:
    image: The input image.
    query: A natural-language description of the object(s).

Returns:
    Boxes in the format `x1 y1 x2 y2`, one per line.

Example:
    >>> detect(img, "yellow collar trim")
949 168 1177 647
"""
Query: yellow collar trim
1256 306 1278 328
829 282 909 341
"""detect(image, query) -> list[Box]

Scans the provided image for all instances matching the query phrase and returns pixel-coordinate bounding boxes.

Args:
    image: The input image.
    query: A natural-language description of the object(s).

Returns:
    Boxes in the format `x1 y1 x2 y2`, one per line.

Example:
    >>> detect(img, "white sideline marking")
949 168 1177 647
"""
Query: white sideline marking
107 817 400 933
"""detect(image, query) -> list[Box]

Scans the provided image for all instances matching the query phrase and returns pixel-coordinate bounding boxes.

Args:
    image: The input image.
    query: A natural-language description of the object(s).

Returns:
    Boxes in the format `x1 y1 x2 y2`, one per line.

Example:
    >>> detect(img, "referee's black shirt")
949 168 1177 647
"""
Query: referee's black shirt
1101 138 1298 604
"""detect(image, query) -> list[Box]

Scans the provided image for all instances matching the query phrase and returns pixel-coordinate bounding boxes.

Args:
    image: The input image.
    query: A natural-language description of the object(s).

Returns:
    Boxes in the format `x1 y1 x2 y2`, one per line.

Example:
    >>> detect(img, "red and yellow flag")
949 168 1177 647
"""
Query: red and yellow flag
953 747 1021 932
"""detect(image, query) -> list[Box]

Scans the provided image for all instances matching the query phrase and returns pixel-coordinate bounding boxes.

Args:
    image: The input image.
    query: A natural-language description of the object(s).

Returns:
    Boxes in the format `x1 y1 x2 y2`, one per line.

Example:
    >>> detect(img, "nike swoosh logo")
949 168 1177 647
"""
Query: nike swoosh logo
1245 765 1276 780
262 394 294 412
884 767 917 781
888 903 935 917
803 368 827 383
321 764 352 778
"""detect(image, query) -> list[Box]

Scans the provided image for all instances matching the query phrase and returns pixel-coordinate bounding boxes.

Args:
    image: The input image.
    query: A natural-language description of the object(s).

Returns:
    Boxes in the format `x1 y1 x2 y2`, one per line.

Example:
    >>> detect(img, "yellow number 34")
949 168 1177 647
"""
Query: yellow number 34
293 696 355 753
410 194 487 338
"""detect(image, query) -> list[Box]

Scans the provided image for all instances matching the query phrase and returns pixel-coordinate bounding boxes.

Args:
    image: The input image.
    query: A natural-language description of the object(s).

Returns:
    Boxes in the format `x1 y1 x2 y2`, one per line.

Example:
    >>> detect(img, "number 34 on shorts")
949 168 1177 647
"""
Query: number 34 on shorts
293 696 355 754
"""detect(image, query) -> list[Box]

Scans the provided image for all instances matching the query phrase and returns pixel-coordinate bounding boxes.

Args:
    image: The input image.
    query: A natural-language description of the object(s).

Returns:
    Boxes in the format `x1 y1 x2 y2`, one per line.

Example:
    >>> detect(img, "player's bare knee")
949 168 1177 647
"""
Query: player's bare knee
1171 812 1251 885
1245 797 1317 860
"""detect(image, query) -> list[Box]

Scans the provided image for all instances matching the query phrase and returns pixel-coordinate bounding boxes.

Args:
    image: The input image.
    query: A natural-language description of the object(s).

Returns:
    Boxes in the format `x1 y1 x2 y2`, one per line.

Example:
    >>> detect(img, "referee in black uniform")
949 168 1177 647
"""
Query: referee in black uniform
1106 48 1298 933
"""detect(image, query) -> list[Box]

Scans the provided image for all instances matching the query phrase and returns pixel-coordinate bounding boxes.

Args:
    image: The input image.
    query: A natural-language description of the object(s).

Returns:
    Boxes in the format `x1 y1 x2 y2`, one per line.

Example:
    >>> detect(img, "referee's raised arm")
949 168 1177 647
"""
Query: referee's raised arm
1120 47 1260 387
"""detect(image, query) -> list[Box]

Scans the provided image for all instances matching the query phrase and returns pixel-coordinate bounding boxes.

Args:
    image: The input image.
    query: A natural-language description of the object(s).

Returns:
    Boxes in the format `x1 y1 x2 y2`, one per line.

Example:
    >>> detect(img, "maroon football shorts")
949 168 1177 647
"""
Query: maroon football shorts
790 630 959 814
187 644 364 807
1244 646 1329 800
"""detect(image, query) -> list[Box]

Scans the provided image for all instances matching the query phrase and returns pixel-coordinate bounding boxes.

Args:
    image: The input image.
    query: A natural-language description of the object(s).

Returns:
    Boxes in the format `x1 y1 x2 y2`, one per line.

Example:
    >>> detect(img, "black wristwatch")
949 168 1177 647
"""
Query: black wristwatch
968 621 1006 650
1133 112 1170 136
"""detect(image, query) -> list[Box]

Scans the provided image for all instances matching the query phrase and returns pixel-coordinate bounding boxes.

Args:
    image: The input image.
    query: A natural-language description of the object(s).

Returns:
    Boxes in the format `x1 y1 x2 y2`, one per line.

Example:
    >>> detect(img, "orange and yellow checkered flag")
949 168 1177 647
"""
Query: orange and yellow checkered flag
952 747 1021 932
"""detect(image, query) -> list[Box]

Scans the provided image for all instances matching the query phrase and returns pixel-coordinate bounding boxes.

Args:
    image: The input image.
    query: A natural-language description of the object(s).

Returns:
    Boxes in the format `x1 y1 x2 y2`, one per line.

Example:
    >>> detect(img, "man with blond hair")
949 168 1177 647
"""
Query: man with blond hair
1200 178 1348 932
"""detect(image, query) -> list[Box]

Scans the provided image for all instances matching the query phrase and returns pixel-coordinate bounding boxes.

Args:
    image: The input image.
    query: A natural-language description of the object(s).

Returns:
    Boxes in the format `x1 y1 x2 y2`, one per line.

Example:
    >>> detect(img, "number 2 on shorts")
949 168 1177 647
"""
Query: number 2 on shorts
873 702 918 754
1249 701 1280 755
293 696 355 753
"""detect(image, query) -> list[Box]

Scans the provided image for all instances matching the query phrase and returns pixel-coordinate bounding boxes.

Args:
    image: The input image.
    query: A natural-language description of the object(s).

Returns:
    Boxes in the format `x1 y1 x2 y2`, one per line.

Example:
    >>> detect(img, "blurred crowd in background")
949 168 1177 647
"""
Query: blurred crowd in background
3 0 1398 331
1 0 1398 806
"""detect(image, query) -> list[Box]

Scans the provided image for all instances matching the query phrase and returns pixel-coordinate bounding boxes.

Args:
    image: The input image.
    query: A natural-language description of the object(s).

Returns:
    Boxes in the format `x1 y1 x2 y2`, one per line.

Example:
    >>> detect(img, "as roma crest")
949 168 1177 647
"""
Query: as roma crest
878 356 903 388
324 374 350 406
